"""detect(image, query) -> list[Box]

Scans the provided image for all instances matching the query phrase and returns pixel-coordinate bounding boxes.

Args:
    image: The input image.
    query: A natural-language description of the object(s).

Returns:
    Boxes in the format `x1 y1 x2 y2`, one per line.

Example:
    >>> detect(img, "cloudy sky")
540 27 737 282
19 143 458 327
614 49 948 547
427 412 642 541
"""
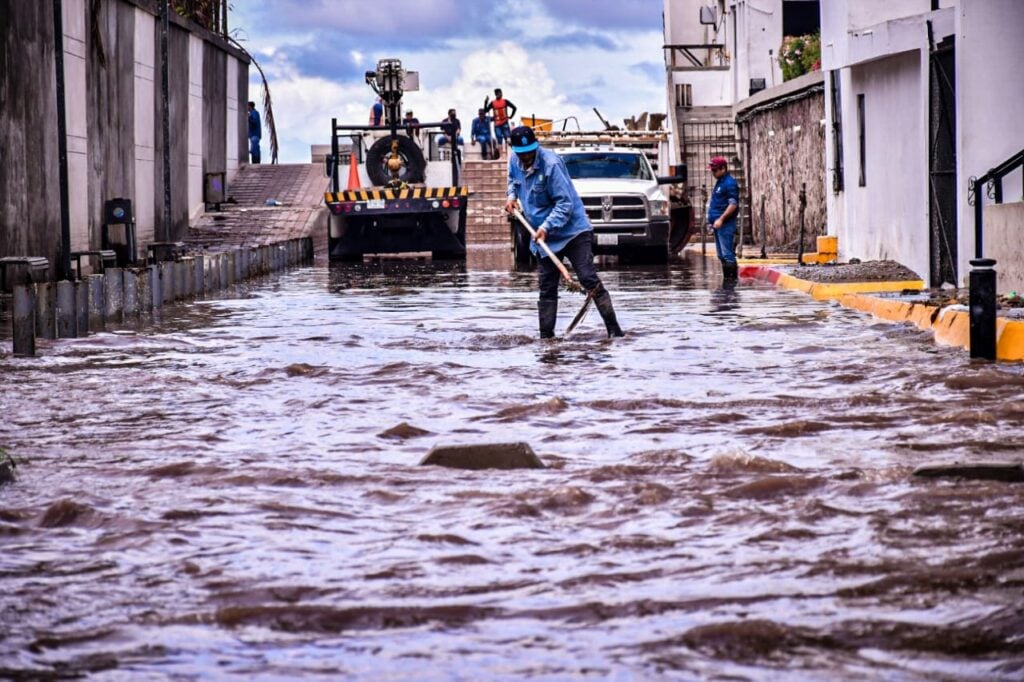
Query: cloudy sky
229 0 667 163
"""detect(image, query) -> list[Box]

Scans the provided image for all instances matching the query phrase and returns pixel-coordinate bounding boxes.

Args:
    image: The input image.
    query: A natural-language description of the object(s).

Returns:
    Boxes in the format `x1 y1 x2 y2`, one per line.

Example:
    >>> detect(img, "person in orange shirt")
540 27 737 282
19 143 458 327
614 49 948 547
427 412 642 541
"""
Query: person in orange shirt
484 88 517 158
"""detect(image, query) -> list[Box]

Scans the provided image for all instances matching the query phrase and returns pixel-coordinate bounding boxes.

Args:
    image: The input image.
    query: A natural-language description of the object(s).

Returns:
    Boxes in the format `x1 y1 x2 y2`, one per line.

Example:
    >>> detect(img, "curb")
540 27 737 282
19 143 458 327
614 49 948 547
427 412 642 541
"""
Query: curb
740 264 1024 362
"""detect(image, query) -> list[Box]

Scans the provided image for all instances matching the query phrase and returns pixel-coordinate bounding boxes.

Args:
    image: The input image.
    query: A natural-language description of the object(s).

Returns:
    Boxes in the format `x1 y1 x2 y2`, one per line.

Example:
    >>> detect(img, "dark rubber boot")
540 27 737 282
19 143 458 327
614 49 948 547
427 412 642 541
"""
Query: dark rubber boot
592 285 625 338
538 298 557 339
723 261 739 281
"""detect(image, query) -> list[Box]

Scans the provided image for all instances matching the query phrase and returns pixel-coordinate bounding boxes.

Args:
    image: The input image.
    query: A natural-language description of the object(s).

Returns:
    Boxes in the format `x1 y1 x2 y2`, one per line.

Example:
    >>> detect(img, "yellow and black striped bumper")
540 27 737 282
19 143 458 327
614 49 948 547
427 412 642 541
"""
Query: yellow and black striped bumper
325 186 469 203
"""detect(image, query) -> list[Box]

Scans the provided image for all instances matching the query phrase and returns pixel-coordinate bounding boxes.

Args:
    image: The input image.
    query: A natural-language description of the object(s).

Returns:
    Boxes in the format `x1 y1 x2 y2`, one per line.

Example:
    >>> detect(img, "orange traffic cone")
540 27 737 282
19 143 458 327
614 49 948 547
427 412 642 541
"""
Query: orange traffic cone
346 152 360 190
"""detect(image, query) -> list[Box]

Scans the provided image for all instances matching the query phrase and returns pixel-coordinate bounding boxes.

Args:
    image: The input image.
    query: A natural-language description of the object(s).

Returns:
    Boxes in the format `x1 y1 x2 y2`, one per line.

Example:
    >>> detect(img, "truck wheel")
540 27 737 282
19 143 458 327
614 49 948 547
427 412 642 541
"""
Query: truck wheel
366 135 427 186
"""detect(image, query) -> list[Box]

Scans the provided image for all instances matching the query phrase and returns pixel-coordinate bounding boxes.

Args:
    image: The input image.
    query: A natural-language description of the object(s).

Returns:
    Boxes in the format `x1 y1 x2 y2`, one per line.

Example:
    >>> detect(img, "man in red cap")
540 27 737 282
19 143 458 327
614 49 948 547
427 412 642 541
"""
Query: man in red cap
707 156 739 281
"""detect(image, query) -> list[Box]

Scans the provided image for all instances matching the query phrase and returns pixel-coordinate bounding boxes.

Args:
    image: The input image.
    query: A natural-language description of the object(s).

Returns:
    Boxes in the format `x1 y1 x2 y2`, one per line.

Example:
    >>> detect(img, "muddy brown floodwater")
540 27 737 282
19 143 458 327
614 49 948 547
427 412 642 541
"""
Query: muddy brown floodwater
1 249 1023 680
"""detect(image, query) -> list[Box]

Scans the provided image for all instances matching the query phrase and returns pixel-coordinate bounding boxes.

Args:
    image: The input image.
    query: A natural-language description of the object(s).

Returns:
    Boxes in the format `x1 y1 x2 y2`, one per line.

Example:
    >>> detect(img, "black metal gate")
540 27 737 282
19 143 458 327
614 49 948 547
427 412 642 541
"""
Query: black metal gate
929 34 957 287
680 120 748 241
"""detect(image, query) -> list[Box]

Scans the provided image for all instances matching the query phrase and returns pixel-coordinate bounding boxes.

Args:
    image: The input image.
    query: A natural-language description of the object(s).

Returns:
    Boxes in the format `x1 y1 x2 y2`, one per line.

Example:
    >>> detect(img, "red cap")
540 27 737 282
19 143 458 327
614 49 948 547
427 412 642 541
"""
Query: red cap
708 156 727 169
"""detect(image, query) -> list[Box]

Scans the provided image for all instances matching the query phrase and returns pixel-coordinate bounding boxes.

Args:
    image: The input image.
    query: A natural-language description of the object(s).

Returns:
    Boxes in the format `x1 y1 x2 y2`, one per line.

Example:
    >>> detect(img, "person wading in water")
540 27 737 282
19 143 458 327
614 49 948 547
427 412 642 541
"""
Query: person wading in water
504 126 624 339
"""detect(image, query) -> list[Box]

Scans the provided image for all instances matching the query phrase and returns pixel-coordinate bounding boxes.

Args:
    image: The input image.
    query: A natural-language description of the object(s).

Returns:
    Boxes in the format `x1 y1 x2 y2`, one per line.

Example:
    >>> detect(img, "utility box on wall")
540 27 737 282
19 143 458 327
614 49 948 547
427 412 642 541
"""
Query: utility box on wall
204 172 226 207
102 197 137 267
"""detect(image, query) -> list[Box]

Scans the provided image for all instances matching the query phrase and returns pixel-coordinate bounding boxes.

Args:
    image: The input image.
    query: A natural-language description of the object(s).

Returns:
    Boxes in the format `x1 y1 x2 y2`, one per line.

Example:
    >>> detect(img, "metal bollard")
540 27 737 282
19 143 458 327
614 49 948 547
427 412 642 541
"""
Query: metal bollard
174 260 187 300
35 282 56 339
13 285 36 356
56 280 77 338
123 269 139 316
161 262 175 304
969 258 997 361
75 280 89 334
104 268 124 321
149 265 162 310
222 253 232 288
208 254 220 291
193 255 205 295
137 267 152 314
214 254 224 290
88 274 105 331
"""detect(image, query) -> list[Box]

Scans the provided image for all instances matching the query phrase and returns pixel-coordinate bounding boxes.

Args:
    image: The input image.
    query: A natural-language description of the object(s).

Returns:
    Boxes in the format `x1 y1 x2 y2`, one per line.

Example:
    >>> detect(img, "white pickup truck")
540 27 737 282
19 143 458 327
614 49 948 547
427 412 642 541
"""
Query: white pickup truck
511 135 689 265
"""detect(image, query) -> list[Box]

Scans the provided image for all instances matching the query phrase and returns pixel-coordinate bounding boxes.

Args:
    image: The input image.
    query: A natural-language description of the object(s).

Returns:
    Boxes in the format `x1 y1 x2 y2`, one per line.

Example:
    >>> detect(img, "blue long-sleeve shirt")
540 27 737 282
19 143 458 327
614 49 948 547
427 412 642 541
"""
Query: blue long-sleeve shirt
507 147 591 257
471 116 492 142
707 172 739 224
248 109 261 139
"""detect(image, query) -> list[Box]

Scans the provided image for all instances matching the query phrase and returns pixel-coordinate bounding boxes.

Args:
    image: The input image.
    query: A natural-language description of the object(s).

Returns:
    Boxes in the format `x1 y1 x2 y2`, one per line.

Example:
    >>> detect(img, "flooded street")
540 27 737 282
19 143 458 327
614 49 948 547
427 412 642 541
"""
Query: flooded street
1 249 1023 680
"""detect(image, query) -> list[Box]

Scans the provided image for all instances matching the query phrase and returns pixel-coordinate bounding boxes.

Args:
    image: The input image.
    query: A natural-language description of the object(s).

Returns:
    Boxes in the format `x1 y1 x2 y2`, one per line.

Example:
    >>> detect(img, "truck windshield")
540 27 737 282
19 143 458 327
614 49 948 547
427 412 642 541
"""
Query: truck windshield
562 153 652 180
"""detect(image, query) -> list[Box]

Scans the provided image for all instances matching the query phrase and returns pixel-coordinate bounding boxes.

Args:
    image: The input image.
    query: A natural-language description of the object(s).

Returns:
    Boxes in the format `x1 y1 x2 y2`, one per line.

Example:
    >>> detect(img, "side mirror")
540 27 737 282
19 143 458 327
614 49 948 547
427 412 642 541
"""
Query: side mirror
657 164 687 184
325 154 334 178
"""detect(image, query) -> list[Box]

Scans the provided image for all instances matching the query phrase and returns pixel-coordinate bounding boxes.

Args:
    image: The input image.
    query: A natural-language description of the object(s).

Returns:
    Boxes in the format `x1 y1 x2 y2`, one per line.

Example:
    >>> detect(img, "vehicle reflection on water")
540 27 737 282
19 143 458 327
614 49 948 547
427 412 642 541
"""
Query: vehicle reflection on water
1 248 1022 679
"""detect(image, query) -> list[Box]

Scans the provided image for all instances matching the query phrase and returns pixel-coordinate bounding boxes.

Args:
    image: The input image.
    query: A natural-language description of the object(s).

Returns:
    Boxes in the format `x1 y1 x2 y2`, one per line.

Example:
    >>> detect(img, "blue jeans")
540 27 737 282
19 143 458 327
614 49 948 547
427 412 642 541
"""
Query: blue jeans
474 135 493 158
494 123 511 144
713 219 737 263
538 231 602 301
249 135 261 164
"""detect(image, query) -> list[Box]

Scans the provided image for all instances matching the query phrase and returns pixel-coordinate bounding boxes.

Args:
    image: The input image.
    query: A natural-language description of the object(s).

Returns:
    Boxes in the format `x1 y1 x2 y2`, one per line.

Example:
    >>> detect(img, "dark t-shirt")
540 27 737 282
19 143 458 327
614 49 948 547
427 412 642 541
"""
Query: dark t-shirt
441 116 461 138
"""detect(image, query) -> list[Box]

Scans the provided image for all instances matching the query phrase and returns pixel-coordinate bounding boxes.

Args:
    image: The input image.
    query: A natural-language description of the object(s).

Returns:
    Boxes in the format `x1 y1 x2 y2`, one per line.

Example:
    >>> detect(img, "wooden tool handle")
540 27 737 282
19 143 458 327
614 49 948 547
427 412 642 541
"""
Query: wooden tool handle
511 208 573 284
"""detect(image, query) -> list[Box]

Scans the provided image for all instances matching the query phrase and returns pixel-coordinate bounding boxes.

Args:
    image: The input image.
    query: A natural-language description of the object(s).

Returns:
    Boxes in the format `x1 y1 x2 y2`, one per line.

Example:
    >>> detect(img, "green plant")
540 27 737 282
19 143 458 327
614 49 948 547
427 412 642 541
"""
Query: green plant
780 32 821 82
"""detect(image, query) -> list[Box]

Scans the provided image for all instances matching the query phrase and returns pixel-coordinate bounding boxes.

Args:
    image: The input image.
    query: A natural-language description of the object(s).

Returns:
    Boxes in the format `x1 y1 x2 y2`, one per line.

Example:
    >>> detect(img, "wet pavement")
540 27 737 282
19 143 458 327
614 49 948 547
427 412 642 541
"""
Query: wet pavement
1 248 1023 680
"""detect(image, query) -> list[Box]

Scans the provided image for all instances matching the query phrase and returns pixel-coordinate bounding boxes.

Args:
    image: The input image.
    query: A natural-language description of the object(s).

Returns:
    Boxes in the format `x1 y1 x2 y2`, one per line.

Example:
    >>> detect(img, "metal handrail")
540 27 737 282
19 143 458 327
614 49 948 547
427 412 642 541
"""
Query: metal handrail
969 146 1023 360
663 43 729 69
972 147 1023 258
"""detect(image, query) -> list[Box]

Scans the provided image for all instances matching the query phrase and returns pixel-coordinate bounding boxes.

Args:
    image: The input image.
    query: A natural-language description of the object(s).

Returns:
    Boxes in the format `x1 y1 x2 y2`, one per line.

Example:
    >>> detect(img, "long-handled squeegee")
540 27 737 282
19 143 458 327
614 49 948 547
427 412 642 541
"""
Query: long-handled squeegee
510 206 593 336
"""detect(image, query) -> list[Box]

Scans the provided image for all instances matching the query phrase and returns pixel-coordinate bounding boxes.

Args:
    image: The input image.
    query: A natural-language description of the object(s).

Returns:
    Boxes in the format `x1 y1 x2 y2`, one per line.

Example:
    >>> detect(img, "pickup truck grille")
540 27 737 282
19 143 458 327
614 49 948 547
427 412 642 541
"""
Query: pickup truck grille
581 195 647 223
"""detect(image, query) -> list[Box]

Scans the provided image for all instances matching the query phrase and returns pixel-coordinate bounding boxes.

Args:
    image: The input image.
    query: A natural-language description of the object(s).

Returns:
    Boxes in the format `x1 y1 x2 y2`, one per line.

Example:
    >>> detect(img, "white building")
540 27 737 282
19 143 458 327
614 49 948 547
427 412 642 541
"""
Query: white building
663 0 793 113
822 0 1024 289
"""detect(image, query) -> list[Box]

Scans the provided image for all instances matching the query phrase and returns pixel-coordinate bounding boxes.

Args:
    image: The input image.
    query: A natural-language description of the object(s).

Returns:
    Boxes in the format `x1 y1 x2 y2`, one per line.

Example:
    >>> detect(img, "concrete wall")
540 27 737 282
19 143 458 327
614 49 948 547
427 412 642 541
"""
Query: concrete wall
985 203 1024 293
738 74 826 247
236 63 249 172
848 0 932 31
153 23 191 243
955 0 1024 281
0 0 249 269
0 1 63 276
87 0 136 250
65 0 89 255
839 50 929 280
133 7 156 247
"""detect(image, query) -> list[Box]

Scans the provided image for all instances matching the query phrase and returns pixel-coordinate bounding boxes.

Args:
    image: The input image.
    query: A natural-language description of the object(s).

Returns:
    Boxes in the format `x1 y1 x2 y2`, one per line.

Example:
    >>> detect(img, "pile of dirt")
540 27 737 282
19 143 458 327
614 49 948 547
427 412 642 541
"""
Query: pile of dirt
786 260 922 284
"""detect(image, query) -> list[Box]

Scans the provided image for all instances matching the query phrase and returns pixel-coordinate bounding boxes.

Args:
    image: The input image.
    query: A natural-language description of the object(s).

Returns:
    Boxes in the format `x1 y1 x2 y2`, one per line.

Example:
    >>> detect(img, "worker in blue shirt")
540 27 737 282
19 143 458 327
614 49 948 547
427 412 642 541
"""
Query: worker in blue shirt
707 156 739 280
470 109 494 160
247 101 261 164
504 126 624 339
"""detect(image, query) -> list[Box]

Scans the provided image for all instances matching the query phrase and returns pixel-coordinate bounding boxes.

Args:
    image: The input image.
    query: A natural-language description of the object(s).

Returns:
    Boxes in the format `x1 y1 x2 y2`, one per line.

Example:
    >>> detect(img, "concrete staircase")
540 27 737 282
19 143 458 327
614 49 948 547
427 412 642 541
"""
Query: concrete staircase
462 158 510 246
187 163 329 257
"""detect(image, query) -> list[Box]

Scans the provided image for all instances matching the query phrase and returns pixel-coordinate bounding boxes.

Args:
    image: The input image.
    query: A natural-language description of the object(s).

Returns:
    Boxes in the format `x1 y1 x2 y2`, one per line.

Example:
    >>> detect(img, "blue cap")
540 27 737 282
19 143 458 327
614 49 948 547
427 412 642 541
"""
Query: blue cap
510 126 538 153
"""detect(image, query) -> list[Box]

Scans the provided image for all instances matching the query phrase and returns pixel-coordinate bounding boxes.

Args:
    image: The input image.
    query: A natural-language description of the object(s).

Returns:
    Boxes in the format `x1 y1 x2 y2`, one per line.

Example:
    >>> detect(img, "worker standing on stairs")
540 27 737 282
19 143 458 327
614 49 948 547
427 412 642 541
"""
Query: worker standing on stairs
707 156 739 281
485 88 517 159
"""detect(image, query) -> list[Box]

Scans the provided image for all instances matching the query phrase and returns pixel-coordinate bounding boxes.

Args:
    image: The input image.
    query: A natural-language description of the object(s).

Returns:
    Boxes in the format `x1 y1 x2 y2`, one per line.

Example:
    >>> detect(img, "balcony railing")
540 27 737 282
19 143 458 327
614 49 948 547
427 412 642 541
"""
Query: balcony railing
663 44 729 71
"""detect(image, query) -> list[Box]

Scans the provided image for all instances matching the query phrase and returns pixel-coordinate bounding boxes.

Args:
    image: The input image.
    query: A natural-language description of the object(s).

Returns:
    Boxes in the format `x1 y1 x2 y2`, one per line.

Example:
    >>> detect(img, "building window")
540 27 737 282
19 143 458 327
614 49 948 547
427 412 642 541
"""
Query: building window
830 70 844 193
857 93 866 187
